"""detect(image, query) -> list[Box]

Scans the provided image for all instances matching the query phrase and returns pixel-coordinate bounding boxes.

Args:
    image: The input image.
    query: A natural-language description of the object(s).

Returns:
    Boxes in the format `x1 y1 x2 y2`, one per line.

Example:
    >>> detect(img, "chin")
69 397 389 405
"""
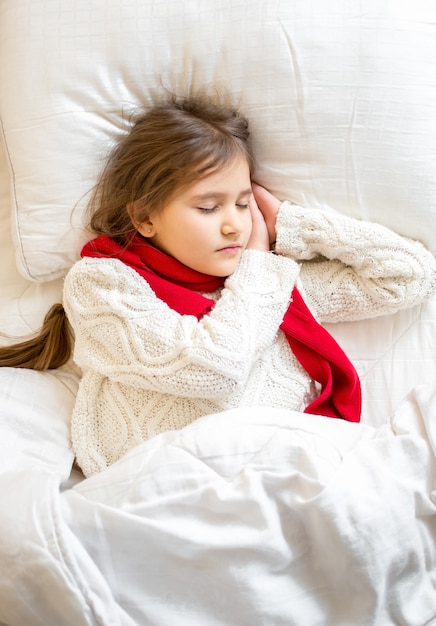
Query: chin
218 262 240 277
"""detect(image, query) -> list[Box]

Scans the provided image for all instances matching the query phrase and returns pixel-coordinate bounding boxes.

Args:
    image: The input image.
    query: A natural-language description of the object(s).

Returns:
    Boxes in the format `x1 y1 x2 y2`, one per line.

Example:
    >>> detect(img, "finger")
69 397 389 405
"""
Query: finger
252 183 281 212
248 190 262 219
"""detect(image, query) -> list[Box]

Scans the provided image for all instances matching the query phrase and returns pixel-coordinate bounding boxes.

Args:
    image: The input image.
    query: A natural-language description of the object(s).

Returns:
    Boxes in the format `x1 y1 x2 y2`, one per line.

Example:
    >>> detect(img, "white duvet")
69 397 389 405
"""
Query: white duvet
0 367 435 626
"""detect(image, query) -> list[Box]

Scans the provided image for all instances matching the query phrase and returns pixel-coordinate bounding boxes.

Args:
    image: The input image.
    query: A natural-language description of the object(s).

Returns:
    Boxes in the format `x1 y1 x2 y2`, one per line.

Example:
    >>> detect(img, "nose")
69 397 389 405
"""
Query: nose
221 205 245 236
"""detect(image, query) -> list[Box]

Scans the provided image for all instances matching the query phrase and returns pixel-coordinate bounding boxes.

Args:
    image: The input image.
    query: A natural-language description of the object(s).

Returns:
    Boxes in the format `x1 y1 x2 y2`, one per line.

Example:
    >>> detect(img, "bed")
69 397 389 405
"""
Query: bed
1 1 436 624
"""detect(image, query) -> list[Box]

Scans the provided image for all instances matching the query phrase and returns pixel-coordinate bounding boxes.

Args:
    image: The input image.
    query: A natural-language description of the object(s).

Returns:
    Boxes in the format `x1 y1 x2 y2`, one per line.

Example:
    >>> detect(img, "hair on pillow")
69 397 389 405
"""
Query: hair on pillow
1 0 435 281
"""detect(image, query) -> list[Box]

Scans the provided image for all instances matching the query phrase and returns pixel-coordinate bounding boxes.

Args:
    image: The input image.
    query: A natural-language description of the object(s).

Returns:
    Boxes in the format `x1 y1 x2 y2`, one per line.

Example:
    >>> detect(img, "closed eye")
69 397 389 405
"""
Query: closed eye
198 206 218 213
198 202 249 213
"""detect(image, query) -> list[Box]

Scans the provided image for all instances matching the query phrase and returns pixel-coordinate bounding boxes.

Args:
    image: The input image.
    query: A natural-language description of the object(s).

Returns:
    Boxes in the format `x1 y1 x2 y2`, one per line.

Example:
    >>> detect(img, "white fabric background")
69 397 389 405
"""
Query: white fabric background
1 2 436 623
0 0 435 281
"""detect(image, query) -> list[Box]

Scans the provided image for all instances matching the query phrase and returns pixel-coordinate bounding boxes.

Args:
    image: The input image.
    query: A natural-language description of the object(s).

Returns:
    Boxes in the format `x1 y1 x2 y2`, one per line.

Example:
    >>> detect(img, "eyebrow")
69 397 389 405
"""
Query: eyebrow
190 188 253 201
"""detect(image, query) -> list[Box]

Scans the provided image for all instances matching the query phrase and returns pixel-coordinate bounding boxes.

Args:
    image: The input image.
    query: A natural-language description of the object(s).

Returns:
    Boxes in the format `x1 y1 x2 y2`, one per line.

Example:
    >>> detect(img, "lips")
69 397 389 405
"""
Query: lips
217 244 241 252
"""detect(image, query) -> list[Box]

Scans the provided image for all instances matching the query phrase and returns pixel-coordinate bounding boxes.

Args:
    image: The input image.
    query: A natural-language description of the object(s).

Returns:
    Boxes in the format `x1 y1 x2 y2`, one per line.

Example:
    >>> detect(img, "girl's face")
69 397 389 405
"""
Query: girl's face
137 156 253 276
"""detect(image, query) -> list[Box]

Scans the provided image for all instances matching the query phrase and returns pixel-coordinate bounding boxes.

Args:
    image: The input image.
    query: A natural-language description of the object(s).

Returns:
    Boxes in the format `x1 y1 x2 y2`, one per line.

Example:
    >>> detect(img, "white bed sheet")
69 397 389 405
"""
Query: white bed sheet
1 1 436 624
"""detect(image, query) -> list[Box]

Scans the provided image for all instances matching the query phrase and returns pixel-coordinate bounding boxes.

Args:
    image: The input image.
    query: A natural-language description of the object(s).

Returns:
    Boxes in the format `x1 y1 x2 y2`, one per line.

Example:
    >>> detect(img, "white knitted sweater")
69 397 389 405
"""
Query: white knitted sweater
63 202 436 476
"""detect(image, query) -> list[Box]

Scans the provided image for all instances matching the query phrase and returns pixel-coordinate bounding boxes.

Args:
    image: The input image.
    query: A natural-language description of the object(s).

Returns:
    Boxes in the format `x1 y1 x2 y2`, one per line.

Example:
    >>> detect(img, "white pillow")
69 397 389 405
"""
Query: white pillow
0 368 77 476
1 0 435 281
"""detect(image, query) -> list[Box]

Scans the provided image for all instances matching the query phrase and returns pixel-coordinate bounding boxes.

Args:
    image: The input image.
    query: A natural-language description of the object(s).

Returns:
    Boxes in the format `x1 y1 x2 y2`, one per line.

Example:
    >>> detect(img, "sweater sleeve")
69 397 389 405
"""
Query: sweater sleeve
274 201 436 323
63 250 299 398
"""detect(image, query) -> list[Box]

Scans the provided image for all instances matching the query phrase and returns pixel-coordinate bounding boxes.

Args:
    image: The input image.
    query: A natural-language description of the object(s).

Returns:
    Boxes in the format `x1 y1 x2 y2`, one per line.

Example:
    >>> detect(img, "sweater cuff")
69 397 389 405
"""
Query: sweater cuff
225 248 299 298
274 200 321 260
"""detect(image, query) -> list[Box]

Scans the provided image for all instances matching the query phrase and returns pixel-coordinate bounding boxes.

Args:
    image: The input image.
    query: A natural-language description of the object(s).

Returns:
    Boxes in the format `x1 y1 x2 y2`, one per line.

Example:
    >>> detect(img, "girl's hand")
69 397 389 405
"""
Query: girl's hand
252 183 281 247
246 191 270 252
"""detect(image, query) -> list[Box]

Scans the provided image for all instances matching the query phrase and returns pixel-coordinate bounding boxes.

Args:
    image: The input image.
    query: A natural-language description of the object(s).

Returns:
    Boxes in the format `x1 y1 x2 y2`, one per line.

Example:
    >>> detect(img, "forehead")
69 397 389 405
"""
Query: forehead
185 156 251 198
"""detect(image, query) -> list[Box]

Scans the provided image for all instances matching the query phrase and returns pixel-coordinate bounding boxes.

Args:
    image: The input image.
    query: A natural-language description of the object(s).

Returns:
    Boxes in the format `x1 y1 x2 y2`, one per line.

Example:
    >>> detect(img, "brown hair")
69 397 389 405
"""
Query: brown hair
0 94 253 370
0 304 73 370
89 94 253 245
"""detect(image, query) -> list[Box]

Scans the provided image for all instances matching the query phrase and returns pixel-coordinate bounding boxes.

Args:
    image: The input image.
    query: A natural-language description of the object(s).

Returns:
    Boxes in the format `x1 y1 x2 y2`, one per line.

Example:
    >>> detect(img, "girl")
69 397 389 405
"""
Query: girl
1 95 435 477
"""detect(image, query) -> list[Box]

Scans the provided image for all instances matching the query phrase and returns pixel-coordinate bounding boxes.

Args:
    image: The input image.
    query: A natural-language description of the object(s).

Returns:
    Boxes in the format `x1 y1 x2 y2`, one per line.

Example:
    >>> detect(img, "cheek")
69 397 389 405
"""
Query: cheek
167 222 208 257
185 216 215 239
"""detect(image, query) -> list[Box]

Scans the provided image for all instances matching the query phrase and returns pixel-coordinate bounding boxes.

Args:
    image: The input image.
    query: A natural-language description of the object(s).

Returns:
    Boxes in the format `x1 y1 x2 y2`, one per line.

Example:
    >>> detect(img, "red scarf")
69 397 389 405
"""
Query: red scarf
81 234 361 422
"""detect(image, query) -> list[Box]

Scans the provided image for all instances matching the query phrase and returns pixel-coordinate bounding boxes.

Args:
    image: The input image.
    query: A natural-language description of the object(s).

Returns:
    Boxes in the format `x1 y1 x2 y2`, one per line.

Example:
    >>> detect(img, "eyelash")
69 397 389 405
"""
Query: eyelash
198 203 249 214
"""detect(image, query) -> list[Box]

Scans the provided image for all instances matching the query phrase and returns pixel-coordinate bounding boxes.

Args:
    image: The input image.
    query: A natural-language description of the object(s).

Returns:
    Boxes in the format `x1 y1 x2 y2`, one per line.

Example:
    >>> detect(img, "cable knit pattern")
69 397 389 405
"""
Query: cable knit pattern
64 204 436 476
276 201 436 322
